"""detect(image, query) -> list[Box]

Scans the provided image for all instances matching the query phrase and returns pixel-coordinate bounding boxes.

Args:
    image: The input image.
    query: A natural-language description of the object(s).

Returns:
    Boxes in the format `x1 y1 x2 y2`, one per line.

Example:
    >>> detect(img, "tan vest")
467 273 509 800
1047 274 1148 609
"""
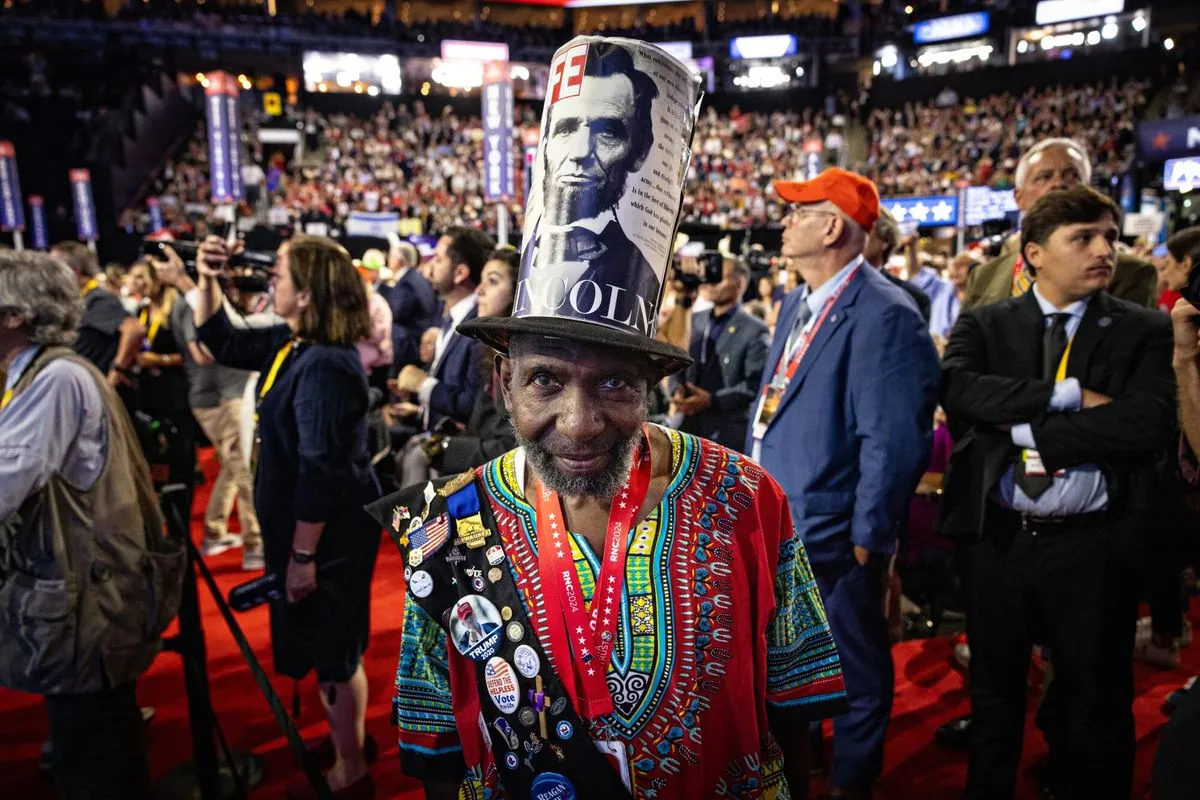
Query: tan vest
0 348 183 694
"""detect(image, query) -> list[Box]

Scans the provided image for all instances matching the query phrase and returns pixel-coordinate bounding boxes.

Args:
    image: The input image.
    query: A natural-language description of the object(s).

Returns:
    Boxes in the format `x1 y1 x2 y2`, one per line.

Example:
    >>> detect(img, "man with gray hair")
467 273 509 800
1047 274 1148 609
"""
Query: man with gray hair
383 234 438 371
0 251 180 798
753 169 940 799
964 137 1156 308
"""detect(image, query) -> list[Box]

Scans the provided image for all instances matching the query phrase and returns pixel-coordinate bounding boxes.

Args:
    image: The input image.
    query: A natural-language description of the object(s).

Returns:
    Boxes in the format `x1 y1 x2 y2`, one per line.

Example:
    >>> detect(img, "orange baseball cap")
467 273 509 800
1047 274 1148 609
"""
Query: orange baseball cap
774 168 881 233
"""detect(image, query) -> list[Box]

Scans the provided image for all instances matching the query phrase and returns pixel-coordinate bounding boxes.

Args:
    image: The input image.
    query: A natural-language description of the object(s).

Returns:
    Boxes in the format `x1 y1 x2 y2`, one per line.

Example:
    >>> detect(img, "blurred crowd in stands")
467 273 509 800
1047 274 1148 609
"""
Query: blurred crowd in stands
136 74 1160 239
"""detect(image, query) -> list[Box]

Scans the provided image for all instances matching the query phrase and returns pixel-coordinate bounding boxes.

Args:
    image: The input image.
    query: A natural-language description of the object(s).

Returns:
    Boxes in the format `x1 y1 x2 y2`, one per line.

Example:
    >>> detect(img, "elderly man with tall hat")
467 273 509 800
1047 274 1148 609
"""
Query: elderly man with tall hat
366 37 847 800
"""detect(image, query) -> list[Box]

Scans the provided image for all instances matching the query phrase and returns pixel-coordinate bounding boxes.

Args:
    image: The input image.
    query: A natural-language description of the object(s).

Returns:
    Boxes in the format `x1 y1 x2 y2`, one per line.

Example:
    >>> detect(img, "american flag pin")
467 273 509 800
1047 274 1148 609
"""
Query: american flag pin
1098 316 1112 328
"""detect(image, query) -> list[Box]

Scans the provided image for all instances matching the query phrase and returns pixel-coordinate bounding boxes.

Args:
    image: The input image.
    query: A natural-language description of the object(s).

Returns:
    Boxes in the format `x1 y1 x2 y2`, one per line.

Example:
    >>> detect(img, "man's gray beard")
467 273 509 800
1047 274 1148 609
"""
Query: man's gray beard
513 425 639 501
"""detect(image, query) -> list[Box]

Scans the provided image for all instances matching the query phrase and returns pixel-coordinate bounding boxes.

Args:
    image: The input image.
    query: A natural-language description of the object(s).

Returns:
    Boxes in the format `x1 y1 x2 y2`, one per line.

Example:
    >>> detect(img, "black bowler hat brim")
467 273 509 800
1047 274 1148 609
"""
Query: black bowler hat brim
458 315 692 377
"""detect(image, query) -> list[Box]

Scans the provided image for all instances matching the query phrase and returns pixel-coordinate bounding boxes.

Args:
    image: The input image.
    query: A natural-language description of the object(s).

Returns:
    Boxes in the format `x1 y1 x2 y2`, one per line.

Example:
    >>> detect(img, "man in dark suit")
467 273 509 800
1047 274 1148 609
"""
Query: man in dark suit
862 207 932 323
749 169 940 799
672 255 769 451
940 186 1175 799
395 227 495 430
383 237 438 372
519 41 663 322
964 137 1157 310
393 228 494 486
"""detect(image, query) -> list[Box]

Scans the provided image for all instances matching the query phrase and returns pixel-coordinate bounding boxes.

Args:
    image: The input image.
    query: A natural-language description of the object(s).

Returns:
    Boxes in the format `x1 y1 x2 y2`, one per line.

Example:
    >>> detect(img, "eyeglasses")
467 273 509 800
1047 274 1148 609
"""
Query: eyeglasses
784 209 838 226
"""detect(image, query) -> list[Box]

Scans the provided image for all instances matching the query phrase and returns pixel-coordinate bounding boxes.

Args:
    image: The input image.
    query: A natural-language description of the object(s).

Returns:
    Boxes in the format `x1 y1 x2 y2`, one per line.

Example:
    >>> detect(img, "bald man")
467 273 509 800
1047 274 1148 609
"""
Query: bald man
964 138 1156 309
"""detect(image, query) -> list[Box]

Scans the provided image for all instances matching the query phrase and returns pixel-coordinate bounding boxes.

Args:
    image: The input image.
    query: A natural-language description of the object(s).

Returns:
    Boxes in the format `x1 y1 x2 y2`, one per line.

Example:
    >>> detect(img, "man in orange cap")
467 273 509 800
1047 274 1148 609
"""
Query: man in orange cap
748 168 940 799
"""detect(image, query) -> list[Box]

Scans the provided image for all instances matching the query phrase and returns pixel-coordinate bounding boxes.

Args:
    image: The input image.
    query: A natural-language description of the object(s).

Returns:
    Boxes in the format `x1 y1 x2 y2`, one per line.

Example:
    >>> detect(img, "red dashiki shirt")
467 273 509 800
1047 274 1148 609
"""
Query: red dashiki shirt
394 428 847 798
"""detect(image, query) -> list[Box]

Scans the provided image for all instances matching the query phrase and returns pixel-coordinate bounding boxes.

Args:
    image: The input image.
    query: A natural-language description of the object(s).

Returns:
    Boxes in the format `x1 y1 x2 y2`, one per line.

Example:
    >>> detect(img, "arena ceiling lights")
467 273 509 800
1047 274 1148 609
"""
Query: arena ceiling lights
729 34 799 61
302 52 401 96
1035 0 1124 25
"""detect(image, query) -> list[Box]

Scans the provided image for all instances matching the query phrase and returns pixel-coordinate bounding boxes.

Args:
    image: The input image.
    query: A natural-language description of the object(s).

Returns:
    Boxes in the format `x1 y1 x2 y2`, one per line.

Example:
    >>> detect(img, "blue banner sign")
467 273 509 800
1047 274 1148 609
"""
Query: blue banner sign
482 62 515 203
913 12 990 45
1165 156 1200 192
69 169 98 241
881 195 959 227
1137 115 1200 161
962 186 1018 226
28 195 47 249
0 140 24 231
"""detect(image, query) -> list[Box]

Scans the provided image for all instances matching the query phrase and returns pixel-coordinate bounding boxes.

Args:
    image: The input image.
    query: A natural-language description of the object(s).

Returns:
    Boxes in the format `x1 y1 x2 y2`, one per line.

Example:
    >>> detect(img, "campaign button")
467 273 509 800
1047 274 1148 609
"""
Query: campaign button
513 644 541 679
530 772 576 800
555 720 573 740
501 606 513 622
449 595 504 661
506 621 524 642
503 751 519 770
409 570 433 599
488 567 503 583
484 657 520 714
518 706 537 727
486 544 505 565
472 576 486 591
550 697 568 716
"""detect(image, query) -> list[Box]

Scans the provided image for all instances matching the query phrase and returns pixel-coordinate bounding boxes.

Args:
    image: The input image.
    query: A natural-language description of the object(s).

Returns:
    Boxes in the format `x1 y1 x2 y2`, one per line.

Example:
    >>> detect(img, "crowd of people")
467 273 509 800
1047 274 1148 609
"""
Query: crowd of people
7 121 1200 799
5 15 1200 800
862 80 1150 197
140 74 1156 241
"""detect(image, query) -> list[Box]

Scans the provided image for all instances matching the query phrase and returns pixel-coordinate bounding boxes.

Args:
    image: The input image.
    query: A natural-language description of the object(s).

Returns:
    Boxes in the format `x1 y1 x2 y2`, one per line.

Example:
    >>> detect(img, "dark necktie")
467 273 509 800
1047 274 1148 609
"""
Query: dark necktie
784 299 815 357
1016 313 1070 499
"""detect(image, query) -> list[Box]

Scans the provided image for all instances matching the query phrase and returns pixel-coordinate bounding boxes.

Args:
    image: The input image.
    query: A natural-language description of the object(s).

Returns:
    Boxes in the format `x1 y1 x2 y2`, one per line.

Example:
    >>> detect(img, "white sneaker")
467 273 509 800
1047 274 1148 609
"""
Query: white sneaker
200 533 243 557
242 549 265 571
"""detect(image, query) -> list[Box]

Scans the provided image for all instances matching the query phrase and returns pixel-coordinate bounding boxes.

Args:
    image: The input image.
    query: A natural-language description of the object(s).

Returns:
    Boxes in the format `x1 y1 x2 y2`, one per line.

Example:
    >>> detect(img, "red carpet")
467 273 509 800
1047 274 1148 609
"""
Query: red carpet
0 449 1191 798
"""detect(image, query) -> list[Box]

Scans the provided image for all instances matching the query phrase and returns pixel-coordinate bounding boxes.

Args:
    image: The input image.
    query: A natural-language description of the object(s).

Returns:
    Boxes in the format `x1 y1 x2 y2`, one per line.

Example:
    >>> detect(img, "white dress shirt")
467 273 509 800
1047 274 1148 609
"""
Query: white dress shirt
993 283 1108 515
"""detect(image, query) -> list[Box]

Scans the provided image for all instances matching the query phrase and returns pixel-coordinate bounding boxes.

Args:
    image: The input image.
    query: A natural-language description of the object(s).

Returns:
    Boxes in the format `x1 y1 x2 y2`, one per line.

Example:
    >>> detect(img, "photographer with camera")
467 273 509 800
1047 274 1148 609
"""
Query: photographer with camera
671 252 769 453
192 234 383 799
151 245 264 570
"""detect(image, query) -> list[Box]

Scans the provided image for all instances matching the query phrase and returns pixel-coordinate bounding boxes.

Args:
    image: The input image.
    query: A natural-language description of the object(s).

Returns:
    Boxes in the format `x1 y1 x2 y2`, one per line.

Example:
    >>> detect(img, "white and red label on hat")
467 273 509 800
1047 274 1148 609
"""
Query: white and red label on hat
548 42 589 106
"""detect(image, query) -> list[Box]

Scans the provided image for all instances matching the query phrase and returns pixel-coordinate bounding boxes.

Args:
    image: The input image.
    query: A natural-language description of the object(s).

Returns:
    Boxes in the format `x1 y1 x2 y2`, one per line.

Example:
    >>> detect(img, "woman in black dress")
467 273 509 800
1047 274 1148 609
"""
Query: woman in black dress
191 234 381 799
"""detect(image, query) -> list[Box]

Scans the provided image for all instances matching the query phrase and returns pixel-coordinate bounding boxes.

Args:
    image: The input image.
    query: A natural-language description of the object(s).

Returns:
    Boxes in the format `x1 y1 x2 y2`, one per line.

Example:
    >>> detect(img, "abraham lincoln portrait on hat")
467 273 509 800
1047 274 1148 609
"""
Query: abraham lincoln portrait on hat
519 41 663 319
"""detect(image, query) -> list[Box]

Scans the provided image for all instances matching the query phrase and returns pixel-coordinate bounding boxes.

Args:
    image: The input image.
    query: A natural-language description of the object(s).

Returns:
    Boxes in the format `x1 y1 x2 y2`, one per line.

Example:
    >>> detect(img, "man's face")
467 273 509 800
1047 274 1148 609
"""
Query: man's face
780 206 838 260
501 335 651 499
948 255 973 290
543 74 638 224
427 235 458 296
1015 145 1088 213
863 225 895 269
1026 214 1118 301
706 260 745 308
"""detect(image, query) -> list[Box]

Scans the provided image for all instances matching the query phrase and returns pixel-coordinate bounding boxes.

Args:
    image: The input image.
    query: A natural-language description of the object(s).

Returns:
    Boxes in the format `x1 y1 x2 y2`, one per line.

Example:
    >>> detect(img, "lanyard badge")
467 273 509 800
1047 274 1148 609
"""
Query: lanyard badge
532 429 652 719
752 265 859 441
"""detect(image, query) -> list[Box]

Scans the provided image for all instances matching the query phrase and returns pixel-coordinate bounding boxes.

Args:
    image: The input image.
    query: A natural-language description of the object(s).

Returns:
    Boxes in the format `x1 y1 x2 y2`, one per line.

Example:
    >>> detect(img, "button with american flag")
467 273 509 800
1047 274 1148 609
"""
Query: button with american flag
409 513 451 565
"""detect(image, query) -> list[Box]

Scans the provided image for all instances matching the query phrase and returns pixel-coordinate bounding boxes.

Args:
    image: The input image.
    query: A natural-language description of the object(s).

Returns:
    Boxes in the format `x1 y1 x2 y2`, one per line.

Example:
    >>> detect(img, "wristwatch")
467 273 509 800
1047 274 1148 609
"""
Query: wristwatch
290 549 316 565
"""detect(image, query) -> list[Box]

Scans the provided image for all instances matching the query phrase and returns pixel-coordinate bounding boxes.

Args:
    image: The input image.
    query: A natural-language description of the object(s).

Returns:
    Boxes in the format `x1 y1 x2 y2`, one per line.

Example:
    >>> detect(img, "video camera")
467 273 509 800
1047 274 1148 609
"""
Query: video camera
141 240 277 295
672 243 725 288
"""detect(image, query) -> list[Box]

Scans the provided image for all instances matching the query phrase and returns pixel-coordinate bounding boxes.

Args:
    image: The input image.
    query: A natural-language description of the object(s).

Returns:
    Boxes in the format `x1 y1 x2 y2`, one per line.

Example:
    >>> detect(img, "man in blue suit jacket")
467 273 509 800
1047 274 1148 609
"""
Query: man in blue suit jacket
748 170 939 799
383 238 439 372
395 227 495 432
392 229 495 488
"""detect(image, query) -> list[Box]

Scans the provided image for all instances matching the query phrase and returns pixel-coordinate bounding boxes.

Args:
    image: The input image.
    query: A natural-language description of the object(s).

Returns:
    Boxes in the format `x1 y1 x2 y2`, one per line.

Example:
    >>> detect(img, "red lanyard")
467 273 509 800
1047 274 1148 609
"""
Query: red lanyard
532 429 652 719
765 264 860 391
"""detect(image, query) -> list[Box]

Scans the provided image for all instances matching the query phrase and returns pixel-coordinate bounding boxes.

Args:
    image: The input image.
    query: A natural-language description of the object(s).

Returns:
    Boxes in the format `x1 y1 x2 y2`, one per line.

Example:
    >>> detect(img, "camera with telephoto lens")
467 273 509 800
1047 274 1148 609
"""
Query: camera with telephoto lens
672 250 725 288
141 240 276 294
